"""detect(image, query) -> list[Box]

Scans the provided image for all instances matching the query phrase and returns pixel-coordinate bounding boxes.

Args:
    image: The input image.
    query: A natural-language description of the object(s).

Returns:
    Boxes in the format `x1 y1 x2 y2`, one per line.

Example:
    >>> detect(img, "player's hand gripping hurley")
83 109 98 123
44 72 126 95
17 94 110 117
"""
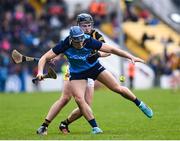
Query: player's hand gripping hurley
11 49 57 83
32 67 57 84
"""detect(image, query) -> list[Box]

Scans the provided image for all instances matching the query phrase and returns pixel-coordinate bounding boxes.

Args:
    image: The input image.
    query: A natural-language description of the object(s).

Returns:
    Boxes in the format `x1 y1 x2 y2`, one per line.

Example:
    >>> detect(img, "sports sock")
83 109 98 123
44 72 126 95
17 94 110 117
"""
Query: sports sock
63 119 70 125
42 119 51 127
88 119 98 128
133 98 141 106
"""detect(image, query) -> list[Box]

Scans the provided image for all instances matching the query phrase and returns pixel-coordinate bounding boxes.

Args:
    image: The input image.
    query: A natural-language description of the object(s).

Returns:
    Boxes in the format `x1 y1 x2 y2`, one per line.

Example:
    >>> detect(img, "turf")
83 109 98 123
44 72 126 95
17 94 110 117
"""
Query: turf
0 88 180 140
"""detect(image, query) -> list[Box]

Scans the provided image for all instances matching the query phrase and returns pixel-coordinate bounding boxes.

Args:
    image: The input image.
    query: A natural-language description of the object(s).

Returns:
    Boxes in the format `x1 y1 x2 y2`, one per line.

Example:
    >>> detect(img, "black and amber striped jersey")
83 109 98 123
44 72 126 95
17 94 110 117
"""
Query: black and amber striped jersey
90 29 105 43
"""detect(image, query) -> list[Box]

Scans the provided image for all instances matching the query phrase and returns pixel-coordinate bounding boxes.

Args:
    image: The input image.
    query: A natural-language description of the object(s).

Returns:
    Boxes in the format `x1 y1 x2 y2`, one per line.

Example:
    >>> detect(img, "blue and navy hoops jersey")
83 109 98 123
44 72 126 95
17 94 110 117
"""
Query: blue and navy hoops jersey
52 34 102 73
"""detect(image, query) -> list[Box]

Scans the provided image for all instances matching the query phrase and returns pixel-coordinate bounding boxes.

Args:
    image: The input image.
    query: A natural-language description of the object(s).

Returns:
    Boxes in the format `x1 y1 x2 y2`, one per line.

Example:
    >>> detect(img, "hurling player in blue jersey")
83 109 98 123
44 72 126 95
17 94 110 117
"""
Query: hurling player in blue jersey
36 26 153 134
59 13 110 134
36 13 110 135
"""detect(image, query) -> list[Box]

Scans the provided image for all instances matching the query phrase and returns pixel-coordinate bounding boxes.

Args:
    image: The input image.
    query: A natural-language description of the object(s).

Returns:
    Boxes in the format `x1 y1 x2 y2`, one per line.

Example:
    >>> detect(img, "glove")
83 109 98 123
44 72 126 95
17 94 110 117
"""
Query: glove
87 52 100 64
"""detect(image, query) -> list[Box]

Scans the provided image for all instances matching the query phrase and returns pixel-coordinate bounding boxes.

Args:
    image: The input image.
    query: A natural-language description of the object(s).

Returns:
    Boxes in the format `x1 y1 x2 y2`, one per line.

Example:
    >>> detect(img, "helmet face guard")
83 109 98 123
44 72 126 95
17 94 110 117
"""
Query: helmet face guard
71 34 85 42
71 35 85 49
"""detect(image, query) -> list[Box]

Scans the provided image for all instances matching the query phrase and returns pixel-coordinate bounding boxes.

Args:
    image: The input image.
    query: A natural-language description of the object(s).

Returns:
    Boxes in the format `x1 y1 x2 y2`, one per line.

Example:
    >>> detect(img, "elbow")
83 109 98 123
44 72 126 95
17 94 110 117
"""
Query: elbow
39 55 48 63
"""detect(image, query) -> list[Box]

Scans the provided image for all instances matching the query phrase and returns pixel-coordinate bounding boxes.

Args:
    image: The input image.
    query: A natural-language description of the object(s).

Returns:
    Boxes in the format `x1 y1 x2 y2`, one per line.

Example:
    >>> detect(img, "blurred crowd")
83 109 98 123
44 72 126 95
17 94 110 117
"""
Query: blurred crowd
0 0 118 92
0 0 68 91
122 0 180 87
0 0 179 92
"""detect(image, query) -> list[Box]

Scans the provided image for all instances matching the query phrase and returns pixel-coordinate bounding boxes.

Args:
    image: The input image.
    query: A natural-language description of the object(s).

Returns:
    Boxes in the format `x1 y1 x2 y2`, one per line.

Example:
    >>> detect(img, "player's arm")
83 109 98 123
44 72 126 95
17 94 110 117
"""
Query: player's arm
100 43 144 64
11 49 62 65
49 54 65 66
37 38 67 79
87 34 110 63
37 49 58 80
87 50 110 64
98 51 111 57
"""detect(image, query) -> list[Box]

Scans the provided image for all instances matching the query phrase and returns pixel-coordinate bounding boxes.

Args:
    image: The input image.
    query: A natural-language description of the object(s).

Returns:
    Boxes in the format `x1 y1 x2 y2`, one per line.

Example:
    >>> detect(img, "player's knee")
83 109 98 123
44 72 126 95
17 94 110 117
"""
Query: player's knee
111 85 128 94
59 95 71 105
65 95 71 101
118 86 130 95
64 97 71 104
110 83 121 93
74 95 84 105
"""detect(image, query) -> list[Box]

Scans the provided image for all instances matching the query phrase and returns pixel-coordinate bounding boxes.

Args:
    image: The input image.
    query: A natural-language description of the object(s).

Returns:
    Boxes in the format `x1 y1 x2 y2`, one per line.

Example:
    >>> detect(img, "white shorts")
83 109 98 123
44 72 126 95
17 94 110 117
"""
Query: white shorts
87 78 95 87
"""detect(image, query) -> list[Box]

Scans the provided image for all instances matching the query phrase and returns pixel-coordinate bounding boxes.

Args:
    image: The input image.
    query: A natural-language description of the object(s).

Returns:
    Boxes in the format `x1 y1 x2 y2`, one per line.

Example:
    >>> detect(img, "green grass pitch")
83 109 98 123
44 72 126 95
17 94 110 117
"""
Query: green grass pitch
0 88 180 140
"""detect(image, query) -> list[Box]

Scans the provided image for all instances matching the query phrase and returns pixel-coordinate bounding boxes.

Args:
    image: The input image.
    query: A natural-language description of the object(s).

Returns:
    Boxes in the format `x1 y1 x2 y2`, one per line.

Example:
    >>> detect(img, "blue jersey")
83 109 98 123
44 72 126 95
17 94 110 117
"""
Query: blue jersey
52 34 102 73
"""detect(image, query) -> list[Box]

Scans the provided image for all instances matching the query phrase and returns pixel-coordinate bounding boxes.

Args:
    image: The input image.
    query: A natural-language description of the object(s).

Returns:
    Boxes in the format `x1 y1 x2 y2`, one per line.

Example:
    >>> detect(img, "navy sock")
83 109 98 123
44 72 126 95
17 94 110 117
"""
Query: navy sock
88 119 98 128
63 119 70 125
42 123 48 127
133 98 141 106
42 119 51 127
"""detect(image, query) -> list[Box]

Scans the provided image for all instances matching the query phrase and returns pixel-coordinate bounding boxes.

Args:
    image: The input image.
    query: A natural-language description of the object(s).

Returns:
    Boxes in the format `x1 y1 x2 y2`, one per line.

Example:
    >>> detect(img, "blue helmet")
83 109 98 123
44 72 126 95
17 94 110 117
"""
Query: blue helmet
69 26 85 42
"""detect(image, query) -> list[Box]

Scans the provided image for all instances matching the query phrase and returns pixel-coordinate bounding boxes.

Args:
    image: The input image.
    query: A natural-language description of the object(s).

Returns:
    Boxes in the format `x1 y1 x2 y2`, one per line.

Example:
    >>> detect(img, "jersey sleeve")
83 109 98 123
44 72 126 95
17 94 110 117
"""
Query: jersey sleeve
52 38 69 55
95 32 105 43
90 38 103 50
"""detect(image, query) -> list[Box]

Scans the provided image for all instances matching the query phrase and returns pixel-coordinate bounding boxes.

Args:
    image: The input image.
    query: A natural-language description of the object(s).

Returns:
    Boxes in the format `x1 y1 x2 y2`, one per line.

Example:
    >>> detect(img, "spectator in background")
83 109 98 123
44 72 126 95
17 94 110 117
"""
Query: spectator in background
167 36 173 44
1 37 11 51
170 69 180 92
89 0 108 27
124 0 138 22
144 15 159 26
138 9 159 25
128 63 135 89
110 11 119 43
0 49 9 91
18 64 28 92
46 0 68 29
89 0 107 18
141 32 155 48
138 9 150 20
74 3 84 17
148 55 163 86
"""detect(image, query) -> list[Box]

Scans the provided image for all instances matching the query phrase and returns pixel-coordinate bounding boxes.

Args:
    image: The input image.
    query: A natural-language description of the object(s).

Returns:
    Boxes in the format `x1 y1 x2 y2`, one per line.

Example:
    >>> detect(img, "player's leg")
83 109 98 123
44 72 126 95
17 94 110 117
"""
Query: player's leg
97 70 153 118
69 79 102 133
85 78 95 106
60 79 94 133
46 81 72 121
37 80 72 135
64 79 94 122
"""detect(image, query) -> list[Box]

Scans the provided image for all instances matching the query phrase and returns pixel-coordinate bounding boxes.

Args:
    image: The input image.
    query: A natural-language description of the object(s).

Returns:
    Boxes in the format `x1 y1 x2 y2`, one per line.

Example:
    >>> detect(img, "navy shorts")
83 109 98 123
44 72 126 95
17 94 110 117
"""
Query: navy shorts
70 63 105 80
